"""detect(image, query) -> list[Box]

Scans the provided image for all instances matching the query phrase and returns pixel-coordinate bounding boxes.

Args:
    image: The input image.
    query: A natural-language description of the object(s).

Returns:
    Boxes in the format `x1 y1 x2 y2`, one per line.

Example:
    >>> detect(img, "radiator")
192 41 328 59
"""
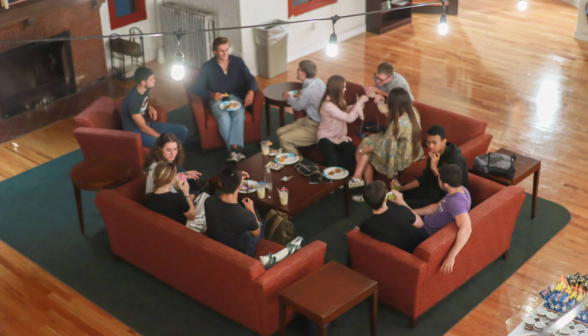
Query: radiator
161 3 216 69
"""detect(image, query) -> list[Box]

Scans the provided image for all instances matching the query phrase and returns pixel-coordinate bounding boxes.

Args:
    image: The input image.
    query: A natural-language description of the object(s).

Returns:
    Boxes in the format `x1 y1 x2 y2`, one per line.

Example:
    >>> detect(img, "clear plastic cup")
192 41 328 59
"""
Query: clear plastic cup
279 188 289 205
256 182 265 199
261 141 270 156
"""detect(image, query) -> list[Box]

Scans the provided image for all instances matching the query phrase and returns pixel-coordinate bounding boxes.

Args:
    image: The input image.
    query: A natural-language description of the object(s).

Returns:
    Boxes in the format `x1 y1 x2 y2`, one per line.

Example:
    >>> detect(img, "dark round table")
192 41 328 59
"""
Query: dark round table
262 82 303 135
70 157 131 234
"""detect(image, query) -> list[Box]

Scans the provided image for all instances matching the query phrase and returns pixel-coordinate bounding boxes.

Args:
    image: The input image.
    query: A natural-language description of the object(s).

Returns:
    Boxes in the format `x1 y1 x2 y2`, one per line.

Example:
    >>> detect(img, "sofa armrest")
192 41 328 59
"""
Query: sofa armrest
460 133 493 168
347 230 427 317
250 89 264 123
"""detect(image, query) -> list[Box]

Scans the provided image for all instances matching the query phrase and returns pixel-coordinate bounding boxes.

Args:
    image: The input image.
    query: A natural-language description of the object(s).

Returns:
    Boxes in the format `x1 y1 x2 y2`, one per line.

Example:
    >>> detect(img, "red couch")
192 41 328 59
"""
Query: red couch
346 174 525 326
184 71 264 154
298 81 493 183
73 96 168 179
94 175 327 336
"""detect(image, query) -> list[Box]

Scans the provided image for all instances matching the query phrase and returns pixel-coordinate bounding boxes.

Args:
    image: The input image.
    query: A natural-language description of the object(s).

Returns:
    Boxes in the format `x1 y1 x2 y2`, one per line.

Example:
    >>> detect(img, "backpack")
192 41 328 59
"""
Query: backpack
264 210 295 246
473 152 516 179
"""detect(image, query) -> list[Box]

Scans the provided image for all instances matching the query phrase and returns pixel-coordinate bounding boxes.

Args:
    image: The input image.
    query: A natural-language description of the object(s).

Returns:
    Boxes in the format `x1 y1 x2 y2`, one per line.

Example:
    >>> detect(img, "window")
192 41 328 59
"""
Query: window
289 0 337 18
107 0 147 30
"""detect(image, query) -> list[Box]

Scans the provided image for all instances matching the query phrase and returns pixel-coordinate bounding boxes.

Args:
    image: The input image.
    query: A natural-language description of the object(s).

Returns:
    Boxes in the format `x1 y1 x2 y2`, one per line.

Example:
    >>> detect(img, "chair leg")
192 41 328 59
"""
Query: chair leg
410 317 418 328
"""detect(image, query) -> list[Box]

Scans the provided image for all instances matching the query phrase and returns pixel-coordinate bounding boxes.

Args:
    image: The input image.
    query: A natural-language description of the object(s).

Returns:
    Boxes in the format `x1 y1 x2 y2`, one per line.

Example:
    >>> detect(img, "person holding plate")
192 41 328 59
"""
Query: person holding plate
276 60 326 157
317 75 368 168
193 36 258 163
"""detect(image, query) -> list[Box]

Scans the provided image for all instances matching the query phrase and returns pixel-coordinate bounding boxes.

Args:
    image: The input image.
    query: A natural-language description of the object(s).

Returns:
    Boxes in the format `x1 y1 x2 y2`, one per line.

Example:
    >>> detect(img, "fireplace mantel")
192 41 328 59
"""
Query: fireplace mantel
0 0 105 29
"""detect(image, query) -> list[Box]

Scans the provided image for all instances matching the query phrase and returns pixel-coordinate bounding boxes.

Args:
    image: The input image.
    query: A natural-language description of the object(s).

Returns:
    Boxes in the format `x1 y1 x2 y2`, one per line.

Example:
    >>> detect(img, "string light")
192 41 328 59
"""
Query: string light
326 16 340 57
518 0 528 11
438 0 448 36
171 31 186 81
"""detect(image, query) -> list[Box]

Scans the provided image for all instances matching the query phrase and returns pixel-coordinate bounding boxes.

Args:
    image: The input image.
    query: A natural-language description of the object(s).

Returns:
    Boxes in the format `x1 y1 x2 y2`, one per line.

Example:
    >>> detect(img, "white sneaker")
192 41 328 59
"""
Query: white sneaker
236 153 246 162
348 178 365 189
226 152 239 162
352 194 365 202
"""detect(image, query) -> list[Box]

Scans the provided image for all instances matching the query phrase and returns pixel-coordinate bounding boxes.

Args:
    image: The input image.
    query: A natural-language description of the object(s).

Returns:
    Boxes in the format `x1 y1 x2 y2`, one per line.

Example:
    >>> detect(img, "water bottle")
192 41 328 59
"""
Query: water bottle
264 166 273 190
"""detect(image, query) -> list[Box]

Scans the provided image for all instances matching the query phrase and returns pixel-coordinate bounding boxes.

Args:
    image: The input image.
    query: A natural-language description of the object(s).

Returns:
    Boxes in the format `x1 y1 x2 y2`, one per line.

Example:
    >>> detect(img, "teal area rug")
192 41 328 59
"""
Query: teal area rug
0 106 571 335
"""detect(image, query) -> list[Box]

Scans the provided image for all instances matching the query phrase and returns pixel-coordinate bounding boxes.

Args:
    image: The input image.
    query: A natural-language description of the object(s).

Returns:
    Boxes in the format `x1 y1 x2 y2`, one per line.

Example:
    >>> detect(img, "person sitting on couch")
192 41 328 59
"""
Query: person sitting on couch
120 67 189 148
205 165 264 257
391 164 472 273
358 181 423 253
364 62 414 102
317 75 369 168
276 60 326 157
193 36 258 163
392 125 468 209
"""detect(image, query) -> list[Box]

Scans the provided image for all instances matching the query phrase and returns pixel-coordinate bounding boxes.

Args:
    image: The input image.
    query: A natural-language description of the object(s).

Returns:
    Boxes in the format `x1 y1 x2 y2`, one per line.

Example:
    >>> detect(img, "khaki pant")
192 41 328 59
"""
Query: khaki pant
276 116 319 156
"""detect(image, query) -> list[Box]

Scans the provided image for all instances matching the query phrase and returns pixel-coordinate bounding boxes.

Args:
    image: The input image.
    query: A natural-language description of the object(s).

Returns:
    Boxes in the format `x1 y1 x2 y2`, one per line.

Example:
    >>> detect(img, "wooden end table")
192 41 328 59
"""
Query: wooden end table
262 82 303 135
70 157 131 234
279 261 378 336
471 148 541 219
208 152 350 218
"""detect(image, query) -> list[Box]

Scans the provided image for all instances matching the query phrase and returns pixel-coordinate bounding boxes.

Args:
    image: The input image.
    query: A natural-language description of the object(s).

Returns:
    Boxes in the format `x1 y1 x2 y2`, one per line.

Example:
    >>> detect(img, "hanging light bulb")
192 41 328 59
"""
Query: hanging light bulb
518 0 527 11
326 33 338 57
171 31 186 81
438 13 448 36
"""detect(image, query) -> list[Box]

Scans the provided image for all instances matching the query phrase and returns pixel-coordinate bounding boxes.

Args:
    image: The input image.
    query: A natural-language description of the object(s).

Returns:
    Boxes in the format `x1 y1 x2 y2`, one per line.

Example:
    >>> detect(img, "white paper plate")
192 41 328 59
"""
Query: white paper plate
322 167 349 180
220 100 242 111
275 153 299 165
239 180 257 194
288 90 300 98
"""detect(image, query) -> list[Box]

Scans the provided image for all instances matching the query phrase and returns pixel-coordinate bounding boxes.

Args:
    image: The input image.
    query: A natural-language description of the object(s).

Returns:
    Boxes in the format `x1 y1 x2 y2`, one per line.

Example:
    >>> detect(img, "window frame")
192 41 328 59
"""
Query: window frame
288 0 337 18
107 0 147 30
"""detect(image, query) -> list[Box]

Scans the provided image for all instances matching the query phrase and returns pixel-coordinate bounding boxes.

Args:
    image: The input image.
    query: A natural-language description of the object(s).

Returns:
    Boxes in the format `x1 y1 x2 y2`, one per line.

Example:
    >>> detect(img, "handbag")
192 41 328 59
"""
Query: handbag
473 152 516 178
294 159 321 177
264 210 295 246
356 112 386 138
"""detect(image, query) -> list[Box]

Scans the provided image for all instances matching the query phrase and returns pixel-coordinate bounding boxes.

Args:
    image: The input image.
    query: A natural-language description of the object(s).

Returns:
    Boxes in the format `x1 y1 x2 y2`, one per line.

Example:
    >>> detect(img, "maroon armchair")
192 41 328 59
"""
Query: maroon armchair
73 96 168 179
184 71 264 154
95 175 328 336
347 174 525 326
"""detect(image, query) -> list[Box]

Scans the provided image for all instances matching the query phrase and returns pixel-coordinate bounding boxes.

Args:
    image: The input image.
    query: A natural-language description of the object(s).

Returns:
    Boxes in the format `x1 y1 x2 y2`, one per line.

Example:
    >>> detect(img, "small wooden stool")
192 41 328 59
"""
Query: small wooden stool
70 157 131 234
471 148 541 219
279 261 378 336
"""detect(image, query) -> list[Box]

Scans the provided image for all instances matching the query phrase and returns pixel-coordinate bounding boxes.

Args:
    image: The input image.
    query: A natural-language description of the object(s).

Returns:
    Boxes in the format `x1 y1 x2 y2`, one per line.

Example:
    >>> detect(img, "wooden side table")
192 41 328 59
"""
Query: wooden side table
279 261 378 336
471 148 541 219
70 157 131 234
262 82 303 135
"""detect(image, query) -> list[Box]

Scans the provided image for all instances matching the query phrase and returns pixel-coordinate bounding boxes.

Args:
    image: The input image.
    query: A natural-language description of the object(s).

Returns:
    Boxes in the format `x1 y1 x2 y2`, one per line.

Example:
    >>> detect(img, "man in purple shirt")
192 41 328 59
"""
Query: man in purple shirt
391 164 472 273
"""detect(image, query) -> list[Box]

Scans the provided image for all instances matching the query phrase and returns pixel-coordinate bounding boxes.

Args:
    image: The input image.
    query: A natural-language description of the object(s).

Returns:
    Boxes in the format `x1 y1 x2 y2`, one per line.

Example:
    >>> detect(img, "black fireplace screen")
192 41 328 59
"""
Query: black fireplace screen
0 31 76 119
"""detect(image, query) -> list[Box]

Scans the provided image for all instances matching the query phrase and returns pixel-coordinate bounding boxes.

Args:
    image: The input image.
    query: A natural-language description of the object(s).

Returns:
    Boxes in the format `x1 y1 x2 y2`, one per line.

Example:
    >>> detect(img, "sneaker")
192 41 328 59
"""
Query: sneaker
226 152 239 162
348 178 365 189
352 194 365 202
236 152 246 162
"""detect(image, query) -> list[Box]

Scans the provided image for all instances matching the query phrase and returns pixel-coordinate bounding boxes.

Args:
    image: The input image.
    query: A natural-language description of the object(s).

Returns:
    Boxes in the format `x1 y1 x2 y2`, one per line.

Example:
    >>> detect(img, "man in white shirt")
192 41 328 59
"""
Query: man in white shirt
276 60 326 156
364 62 414 101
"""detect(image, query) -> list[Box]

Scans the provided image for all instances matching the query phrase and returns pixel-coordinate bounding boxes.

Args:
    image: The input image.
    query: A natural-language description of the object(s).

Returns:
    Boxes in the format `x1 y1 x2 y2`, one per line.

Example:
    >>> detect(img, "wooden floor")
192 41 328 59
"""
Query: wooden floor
0 0 585 333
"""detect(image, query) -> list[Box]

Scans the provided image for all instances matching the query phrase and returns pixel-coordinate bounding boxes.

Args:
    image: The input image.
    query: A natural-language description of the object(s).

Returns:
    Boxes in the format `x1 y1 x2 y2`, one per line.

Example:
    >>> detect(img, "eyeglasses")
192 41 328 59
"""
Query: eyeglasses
374 73 391 82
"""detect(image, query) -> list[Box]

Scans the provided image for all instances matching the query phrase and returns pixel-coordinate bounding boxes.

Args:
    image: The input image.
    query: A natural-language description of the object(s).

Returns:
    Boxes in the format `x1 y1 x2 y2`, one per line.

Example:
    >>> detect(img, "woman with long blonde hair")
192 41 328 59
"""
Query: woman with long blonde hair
317 75 369 167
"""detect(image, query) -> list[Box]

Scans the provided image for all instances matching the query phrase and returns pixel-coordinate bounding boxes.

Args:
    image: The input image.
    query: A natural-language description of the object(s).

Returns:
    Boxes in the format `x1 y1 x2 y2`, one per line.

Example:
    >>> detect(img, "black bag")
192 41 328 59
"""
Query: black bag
356 114 387 139
294 159 320 177
264 210 295 246
473 152 516 178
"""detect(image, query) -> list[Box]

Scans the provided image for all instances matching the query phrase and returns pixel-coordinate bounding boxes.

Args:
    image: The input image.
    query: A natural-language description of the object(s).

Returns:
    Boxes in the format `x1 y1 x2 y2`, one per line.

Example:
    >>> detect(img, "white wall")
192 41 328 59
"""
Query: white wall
239 0 366 75
575 0 588 41
563 0 580 7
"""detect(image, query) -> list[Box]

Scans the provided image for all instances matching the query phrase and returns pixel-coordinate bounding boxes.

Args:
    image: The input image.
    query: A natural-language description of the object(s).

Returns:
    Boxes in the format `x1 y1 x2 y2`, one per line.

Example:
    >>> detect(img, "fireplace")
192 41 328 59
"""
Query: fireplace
0 31 76 119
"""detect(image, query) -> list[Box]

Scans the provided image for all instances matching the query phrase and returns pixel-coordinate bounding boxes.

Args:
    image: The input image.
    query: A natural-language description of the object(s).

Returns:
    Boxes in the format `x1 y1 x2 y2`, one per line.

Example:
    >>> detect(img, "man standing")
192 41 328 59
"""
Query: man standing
276 60 326 156
393 125 468 209
120 67 189 148
364 62 414 102
193 36 258 162
392 164 472 273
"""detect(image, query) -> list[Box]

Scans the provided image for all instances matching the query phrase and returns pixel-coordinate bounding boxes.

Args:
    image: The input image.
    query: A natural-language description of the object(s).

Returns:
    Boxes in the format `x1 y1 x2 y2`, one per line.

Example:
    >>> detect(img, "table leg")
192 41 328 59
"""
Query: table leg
279 105 285 127
320 324 329 336
73 183 84 234
532 168 540 219
369 291 378 336
343 183 350 217
265 100 271 137
279 298 287 336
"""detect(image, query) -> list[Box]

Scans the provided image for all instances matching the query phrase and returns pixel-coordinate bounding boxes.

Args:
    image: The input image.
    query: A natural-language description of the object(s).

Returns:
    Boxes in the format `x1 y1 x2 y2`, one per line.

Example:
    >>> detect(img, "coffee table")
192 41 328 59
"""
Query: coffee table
263 82 303 135
470 148 541 219
279 261 378 336
208 152 350 218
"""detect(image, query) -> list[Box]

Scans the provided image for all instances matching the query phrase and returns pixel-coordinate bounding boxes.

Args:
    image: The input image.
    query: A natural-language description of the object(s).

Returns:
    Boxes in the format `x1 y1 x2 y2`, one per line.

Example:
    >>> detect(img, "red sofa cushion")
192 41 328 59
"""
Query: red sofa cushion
74 96 122 130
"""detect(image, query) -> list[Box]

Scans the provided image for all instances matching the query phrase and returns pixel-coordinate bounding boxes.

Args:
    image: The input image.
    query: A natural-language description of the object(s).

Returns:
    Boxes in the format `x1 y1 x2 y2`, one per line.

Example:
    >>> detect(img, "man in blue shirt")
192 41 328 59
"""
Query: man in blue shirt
120 67 188 148
193 37 258 162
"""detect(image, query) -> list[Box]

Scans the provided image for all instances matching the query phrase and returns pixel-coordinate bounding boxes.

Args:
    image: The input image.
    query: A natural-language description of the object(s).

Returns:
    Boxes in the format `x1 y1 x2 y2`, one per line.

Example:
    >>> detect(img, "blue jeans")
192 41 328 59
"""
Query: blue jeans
209 95 245 152
134 122 189 148
246 222 264 257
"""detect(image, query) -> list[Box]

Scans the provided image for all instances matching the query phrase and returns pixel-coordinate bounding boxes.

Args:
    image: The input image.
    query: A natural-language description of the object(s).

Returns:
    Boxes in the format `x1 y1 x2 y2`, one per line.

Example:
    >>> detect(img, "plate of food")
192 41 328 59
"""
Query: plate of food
220 100 242 111
239 180 257 194
288 90 300 99
322 167 349 180
275 153 299 165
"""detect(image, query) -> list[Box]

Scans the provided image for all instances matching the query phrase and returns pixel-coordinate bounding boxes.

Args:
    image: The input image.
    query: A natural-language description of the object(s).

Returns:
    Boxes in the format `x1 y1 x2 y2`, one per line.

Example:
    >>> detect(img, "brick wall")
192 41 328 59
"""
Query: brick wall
0 2 107 88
